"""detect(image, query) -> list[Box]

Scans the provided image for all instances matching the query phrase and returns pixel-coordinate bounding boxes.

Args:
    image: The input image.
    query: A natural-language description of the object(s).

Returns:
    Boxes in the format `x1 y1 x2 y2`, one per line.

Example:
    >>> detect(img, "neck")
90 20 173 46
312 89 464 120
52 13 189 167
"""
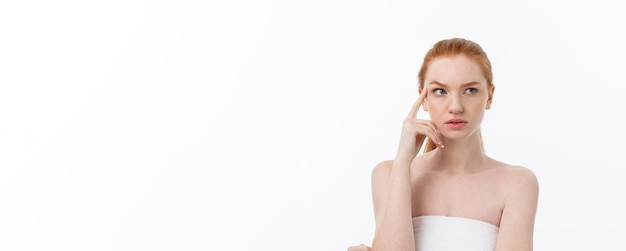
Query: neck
429 131 488 173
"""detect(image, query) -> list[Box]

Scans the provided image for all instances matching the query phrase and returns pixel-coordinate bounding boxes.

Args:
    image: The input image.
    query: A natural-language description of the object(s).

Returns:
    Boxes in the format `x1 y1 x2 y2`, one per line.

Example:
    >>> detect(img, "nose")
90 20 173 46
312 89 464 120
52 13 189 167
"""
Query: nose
448 95 464 114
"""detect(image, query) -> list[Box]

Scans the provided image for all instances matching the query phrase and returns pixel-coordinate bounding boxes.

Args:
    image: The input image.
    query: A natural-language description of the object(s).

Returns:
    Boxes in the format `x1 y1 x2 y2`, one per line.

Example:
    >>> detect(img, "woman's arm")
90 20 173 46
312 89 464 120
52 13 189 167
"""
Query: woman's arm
348 89 440 251
346 159 417 251
494 167 539 251
370 159 416 251
370 89 441 251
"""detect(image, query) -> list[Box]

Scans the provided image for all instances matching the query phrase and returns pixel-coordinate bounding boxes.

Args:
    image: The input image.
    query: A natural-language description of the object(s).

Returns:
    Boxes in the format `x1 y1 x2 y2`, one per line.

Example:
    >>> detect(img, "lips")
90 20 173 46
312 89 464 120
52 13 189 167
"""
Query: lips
445 118 468 124
445 118 467 129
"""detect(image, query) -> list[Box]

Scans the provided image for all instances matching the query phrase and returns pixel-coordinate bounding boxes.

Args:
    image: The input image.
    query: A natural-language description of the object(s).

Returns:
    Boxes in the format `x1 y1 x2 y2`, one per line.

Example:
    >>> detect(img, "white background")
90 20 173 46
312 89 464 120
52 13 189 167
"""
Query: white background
1 0 625 250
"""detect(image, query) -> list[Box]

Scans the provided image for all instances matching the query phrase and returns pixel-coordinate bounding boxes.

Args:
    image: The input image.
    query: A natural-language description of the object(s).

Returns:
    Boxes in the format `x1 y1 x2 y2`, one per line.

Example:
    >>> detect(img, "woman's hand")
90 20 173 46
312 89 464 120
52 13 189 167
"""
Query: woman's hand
395 87 443 161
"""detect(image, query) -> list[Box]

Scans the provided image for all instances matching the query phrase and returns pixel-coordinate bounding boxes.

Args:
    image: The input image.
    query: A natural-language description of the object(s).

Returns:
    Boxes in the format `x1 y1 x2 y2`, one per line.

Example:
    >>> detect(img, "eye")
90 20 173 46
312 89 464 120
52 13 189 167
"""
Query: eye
433 88 446 95
464 88 478 95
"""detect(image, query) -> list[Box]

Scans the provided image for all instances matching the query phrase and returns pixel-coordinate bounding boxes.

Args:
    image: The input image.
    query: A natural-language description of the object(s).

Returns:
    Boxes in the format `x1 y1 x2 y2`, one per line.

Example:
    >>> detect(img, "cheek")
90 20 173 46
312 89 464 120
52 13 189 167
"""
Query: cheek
473 98 490 108
425 99 442 112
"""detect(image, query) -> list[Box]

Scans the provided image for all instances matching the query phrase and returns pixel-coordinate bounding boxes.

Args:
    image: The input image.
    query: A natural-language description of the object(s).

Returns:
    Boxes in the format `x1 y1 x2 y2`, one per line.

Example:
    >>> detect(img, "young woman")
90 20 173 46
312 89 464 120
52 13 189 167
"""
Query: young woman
348 38 539 251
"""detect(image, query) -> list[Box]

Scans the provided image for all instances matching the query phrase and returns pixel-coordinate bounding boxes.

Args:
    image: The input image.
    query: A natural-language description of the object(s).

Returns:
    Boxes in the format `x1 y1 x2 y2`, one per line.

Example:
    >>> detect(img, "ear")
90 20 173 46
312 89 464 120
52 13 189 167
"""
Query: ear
419 88 429 111
485 85 495 109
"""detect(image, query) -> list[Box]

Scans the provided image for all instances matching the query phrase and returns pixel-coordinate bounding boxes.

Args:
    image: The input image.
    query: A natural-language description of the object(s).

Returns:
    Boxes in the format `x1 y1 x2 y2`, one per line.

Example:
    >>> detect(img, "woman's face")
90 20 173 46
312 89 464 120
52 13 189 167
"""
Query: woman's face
422 55 494 140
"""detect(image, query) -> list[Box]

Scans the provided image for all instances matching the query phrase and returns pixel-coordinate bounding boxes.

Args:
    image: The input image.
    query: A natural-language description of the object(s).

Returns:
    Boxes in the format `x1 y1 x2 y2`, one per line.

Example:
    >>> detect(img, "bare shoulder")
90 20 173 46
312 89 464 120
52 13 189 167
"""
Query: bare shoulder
503 164 538 187
371 159 394 177
491 160 539 196
370 154 430 179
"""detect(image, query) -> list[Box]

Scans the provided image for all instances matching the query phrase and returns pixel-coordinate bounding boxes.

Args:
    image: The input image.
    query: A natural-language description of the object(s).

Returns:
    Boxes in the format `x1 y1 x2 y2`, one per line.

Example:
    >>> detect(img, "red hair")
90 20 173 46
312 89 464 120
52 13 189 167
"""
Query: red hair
417 38 494 153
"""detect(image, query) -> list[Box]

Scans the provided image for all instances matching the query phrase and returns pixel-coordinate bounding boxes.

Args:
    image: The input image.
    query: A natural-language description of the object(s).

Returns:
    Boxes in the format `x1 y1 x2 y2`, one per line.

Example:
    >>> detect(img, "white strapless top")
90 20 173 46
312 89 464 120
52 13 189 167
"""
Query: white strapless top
413 216 498 251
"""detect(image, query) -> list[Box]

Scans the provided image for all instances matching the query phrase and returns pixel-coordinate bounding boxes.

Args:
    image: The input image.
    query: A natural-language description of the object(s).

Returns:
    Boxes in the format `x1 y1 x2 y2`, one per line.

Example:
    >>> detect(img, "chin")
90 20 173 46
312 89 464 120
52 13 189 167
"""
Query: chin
445 126 484 140
441 130 474 140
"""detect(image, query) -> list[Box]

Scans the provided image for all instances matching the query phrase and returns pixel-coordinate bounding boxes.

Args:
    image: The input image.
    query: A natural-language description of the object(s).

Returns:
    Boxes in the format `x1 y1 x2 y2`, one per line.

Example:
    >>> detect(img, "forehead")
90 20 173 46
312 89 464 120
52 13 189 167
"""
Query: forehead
425 55 486 87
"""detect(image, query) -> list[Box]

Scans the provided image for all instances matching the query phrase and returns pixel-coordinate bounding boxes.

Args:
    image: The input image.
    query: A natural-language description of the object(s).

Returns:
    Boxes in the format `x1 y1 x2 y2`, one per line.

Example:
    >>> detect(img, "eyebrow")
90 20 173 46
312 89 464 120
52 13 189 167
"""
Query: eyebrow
429 81 481 87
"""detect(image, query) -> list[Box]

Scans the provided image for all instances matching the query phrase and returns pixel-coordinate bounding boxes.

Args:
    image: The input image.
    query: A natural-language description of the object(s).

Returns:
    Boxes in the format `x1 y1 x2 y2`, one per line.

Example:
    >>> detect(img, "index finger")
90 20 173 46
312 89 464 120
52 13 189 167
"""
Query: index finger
406 87 428 119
